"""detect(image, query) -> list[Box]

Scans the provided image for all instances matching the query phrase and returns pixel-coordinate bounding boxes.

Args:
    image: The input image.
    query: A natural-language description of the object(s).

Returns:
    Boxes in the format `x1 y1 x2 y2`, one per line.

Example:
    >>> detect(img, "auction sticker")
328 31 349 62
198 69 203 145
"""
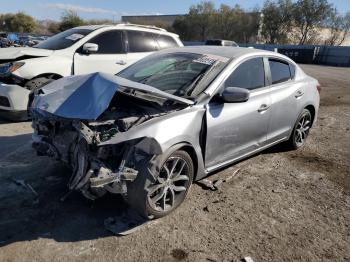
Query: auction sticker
65 34 85 41
193 54 229 65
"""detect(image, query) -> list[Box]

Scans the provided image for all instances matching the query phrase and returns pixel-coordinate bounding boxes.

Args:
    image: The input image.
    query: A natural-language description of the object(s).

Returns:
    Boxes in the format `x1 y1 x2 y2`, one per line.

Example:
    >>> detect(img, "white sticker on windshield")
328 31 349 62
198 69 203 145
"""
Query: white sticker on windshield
65 33 84 41
193 54 229 65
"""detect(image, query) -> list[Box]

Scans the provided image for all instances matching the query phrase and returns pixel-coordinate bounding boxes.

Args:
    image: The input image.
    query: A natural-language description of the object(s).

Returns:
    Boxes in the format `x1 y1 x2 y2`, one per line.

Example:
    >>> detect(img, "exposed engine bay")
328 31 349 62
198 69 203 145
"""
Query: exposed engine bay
32 91 177 200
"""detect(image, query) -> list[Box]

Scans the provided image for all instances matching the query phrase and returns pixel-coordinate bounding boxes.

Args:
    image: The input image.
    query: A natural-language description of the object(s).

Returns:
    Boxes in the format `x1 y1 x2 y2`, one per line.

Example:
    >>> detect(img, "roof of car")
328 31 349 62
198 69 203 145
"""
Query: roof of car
160 46 289 60
74 24 178 36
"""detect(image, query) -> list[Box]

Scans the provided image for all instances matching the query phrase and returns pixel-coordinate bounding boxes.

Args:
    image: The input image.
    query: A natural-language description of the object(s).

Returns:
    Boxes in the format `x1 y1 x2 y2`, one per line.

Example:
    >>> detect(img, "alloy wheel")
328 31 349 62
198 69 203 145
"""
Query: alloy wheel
147 156 191 212
294 113 311 147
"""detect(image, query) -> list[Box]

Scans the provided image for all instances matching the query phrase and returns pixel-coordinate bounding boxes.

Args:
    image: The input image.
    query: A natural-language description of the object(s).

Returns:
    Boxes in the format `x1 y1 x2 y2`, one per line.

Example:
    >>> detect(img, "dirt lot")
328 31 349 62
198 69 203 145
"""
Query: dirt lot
0 64 349 262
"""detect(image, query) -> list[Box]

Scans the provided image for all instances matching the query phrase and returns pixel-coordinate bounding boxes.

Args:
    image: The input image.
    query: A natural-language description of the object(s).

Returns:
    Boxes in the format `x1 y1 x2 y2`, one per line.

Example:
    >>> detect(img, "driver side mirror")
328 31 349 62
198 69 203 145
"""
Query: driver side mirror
82 43 98 54
219 87 250 103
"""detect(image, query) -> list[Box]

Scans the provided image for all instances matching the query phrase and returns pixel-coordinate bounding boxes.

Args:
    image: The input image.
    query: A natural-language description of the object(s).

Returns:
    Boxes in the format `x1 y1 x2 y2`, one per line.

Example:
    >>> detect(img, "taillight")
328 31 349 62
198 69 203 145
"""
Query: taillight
316 83 321 93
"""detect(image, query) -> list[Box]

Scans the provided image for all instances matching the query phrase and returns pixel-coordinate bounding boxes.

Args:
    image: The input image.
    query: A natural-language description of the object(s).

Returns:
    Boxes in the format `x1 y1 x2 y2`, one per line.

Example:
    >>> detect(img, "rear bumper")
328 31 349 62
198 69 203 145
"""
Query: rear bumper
0 82 30 120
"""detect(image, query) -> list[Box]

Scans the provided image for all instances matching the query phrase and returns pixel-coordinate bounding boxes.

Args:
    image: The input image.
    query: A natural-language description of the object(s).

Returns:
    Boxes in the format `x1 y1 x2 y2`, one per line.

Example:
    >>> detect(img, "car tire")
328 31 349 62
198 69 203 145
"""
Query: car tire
25 77 54 92
286 108 312 150
125 149 194 219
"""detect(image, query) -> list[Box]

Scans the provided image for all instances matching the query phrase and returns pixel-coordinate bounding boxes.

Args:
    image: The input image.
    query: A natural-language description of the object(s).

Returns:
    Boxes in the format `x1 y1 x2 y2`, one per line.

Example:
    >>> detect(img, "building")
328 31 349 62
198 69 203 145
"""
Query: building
121 15 185 27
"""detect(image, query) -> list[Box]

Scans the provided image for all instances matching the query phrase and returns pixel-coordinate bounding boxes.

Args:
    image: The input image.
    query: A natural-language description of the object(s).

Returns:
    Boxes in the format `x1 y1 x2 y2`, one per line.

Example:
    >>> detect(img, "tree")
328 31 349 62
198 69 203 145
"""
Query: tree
58 10 85 32
324 8 344 45
0 12 37 33
47 21 60 34
239 9 261 43
261 0 293 44
293 0 332 45
212 4 245 41
173 16 194 40
188 1 216 41
338 12 350 46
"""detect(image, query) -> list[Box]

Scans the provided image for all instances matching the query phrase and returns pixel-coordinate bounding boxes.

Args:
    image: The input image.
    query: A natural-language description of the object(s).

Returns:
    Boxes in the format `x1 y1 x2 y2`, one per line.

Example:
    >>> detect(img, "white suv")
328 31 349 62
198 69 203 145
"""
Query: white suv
0 24 183 120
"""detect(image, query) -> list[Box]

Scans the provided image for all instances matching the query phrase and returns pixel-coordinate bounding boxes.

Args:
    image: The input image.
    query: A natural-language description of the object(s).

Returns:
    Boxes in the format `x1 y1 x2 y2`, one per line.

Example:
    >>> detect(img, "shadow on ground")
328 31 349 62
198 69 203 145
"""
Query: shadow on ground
0 133 130 247
0 133 294 248
0 134 32 158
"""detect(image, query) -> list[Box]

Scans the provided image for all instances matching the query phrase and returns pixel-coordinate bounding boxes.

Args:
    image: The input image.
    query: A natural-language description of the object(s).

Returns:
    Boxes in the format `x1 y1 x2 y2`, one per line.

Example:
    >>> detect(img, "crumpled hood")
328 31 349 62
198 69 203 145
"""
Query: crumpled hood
32 72 193 120
0 47 53 60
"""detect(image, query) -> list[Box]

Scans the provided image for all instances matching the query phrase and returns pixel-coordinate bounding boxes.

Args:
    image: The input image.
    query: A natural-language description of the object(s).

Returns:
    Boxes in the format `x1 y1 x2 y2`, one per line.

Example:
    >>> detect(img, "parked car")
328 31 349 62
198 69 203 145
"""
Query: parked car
205 39 238 47
31 46 320 219
0 24 183 120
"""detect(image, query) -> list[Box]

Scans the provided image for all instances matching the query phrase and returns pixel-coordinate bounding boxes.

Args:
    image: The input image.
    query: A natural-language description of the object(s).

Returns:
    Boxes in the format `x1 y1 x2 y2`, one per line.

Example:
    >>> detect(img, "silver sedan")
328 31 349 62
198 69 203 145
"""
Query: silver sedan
31 46 320 219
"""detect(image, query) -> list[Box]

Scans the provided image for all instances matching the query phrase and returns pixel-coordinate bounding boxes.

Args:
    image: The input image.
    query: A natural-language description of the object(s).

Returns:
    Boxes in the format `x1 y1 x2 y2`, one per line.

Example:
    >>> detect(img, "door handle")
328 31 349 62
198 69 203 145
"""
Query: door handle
116 60 127 65
295 90 304 98
258 104 270 113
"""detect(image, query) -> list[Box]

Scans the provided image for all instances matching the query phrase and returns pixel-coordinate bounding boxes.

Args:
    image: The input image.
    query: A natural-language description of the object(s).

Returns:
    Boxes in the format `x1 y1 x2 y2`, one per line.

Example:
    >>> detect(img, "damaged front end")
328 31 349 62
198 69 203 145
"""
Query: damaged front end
32 112 162 200
31 72 191 200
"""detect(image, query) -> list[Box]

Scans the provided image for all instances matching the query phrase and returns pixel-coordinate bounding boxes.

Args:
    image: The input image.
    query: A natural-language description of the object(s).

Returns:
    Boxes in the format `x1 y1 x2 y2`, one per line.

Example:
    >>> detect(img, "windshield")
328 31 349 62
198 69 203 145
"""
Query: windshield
117 52 229 98
34 28 92 50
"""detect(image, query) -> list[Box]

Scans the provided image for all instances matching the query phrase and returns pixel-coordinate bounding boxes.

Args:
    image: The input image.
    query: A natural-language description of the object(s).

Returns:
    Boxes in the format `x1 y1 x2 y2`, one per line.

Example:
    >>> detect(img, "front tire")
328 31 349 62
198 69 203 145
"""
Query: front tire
126 149 194 219
286 109 312 150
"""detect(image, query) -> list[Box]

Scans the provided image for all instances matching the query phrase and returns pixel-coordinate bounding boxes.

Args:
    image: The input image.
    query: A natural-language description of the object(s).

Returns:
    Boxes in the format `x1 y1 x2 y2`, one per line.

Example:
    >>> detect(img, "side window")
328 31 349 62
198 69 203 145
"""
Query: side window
88 31 124 54
157 35 178 49
269 59 292 84
225 57 265 90
127 31 158 52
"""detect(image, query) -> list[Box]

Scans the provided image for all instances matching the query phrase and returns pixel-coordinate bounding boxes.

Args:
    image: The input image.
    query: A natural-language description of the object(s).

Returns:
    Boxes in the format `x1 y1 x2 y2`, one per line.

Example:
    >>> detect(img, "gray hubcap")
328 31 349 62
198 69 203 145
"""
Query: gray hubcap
295 114 311 147
147 156 190 212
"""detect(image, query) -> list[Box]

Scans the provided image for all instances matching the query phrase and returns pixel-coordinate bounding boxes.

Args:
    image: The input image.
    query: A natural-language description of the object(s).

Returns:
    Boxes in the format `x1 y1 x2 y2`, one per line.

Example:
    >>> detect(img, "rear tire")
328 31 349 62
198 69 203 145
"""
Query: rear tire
125 149 194 219
286 109 312 150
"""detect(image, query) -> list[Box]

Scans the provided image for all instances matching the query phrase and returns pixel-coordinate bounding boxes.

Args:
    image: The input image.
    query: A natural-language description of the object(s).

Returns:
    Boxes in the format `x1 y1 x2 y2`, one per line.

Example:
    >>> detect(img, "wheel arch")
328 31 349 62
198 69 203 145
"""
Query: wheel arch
30 73 63 81
305 104 316 127
168 142 200 182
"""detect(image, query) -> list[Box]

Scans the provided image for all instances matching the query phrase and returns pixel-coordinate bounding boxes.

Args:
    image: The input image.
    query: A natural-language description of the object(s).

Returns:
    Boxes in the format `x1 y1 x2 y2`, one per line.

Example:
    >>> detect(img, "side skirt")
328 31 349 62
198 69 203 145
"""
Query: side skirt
205 137 288 174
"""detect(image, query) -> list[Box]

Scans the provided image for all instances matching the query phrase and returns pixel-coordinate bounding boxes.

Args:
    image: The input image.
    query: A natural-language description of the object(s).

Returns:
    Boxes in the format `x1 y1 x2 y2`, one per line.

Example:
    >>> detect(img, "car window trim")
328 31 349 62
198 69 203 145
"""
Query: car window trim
267 57 294 87
125 30 159 53
77 29 127 55
219 55 269 94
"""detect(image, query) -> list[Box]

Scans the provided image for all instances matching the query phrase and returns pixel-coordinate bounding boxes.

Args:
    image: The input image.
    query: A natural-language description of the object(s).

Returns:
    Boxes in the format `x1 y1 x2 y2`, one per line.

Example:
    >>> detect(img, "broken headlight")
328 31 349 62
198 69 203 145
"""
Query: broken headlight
0 62 25 75
8 62 25 73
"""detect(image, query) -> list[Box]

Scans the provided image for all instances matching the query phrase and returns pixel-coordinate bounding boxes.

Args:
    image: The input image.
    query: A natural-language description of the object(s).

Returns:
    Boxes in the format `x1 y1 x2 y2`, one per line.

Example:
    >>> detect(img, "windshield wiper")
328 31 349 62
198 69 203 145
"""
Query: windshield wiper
184 69 207 96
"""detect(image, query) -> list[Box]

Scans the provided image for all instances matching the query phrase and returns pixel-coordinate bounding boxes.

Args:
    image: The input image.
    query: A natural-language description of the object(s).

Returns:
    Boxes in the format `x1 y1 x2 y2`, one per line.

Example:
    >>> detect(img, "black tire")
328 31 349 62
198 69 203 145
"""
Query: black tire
286 109 312 150
25 77 54 92
125 149 194 219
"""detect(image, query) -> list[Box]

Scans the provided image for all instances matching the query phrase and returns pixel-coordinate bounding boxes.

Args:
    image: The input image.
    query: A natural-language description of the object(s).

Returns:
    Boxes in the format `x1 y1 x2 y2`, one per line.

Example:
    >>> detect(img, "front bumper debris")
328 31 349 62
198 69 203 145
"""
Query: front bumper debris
32 120 140 200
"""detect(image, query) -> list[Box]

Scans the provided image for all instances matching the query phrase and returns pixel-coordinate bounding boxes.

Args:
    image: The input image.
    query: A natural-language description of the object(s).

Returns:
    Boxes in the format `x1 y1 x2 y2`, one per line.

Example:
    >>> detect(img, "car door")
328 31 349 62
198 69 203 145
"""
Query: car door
73 30 127 75
125 30 159 67
265 58 301 143
205 57 272 169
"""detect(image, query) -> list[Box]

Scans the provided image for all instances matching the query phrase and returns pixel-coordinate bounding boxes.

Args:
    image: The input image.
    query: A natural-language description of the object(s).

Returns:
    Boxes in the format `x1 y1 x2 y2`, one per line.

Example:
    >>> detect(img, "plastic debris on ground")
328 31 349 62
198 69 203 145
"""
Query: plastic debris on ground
196 168 240 191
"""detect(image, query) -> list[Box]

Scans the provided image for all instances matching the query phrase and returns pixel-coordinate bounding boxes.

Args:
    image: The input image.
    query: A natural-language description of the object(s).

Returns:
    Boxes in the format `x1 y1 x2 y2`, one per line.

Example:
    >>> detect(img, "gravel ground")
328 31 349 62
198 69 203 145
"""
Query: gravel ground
0 64 349 262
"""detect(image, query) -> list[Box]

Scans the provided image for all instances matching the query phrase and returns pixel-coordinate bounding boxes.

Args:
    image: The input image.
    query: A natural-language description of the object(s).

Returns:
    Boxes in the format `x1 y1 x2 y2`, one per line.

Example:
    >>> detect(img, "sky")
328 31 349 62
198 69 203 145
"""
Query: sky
1 0 350 21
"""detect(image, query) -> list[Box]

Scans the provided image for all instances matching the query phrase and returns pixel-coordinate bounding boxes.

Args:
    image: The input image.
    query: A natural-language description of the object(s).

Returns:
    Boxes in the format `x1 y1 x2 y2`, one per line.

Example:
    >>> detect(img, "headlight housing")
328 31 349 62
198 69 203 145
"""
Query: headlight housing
0 62 25 75
8 62 25 73
0 63 11 74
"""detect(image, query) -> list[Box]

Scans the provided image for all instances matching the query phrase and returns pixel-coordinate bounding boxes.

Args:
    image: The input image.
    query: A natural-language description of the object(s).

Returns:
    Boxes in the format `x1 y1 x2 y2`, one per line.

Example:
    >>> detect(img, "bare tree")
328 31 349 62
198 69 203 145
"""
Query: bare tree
261 0 293 44
337 12 350 46
293 0 332 45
